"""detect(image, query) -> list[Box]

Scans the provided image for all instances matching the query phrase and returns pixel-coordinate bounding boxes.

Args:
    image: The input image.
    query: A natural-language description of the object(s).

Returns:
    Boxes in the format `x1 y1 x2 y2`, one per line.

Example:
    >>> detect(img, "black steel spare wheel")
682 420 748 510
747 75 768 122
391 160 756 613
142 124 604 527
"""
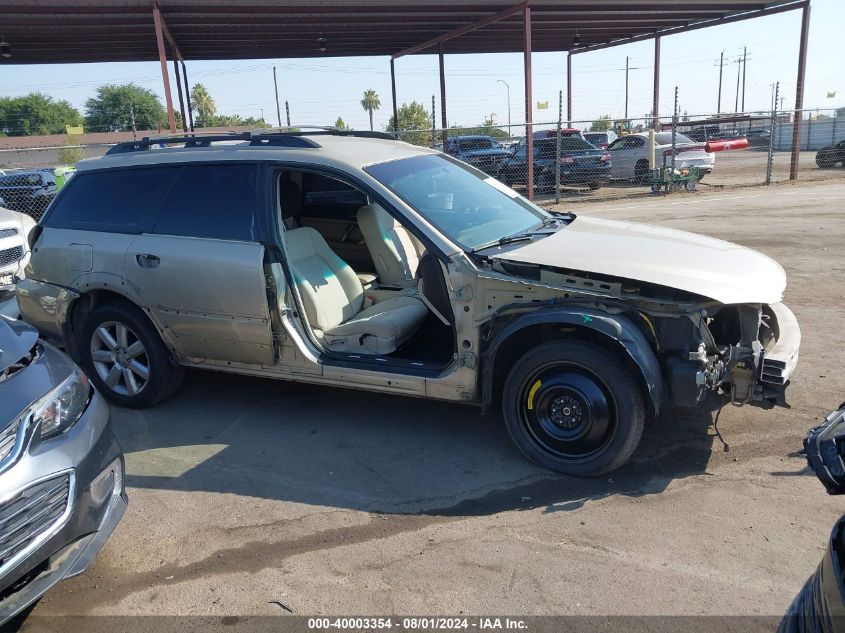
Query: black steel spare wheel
503 340 645 476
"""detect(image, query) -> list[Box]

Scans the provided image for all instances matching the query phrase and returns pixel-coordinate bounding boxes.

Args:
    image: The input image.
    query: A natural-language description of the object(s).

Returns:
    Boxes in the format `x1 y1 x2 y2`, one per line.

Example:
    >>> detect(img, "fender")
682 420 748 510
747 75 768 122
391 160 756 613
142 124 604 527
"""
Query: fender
480 306 663 415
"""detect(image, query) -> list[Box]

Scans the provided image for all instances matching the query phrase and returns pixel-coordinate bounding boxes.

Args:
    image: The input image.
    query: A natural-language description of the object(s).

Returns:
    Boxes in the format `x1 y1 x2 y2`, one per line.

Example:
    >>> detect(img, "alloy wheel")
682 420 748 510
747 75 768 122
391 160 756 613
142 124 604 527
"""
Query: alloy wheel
90 320 150 396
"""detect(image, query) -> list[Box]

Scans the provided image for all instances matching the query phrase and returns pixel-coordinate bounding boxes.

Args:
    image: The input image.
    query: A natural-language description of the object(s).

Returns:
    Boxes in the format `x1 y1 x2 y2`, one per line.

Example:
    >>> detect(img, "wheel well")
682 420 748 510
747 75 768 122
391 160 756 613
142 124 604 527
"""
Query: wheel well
487 323 655 416
65 289 146 362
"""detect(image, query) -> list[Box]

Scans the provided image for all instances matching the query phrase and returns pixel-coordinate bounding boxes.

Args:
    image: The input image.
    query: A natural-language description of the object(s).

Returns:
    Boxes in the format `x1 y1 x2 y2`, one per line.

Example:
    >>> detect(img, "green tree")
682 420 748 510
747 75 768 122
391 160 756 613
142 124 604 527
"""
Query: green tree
360 89 381 132
84 83 166 132
334 117 350 130
589 115 612 132
58 134 85 165
191 83 216 128
0 93 82 136
387 101 431 146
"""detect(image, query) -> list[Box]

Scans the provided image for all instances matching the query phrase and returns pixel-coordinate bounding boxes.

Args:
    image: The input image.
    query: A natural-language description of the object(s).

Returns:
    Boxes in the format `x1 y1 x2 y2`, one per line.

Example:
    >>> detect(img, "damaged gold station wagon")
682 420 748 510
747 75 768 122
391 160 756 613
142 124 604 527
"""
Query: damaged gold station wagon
16 129 801 476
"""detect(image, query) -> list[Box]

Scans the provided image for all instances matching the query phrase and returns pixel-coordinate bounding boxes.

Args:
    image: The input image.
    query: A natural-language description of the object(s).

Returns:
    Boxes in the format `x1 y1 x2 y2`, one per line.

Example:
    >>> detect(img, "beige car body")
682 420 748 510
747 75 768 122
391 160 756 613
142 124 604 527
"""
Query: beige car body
17 133 799 415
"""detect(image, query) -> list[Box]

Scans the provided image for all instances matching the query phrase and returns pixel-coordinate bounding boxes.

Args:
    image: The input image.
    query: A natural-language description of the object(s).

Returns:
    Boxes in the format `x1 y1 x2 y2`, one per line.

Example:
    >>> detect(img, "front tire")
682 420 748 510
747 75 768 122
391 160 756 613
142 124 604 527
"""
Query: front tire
502 340 645 476
81 302 184 408
634 159 651 184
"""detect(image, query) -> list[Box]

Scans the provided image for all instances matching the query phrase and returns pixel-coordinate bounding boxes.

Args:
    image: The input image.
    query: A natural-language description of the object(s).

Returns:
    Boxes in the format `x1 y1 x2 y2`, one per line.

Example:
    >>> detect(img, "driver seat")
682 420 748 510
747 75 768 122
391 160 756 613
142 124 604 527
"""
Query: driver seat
285 226 427 355
357 203 424 288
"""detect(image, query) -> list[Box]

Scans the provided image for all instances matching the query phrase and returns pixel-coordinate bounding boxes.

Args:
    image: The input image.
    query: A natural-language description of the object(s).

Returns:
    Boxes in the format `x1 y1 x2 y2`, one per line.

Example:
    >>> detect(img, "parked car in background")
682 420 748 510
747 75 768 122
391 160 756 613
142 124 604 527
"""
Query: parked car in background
0 170 59 221
533 128 584 140
743 128 772 147
584 130 618 149
816 140 845 168
444 135 512 176
684 125 743 143
607 132 716 182
0 313 126 626
497 136 611 190
0 206 36 319
18 129 800 476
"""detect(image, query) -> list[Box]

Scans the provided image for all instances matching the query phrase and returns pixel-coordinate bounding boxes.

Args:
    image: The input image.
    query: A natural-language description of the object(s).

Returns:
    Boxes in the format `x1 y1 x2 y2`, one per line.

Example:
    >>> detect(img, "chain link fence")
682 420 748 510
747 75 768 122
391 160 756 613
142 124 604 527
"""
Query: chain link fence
394 108 845 205
0 110 842 223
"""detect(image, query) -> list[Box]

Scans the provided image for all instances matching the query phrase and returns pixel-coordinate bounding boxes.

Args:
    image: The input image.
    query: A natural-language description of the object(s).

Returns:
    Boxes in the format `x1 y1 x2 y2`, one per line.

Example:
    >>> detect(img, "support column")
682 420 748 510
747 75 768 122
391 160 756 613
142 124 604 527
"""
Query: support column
181 61 194 131
439 43 447 144
152 4 176 133
173 59 187 133
566 51 572 126
790 4 811 180
652 35 661 130
390 58 398 132
524 5 533 200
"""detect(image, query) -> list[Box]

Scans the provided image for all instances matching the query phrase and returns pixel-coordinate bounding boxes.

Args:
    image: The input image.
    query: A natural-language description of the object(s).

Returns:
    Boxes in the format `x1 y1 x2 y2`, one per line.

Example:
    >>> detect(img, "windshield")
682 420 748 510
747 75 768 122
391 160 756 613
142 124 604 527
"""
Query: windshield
537 138 596 154
365 154 548 251
457 138 496 151
0 173 42 186
655 132 694 145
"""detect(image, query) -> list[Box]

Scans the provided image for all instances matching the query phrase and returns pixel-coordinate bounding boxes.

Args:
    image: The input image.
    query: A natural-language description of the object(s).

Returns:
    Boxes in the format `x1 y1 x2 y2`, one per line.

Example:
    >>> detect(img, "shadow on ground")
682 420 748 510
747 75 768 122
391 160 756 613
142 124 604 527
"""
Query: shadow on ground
117 369 717 516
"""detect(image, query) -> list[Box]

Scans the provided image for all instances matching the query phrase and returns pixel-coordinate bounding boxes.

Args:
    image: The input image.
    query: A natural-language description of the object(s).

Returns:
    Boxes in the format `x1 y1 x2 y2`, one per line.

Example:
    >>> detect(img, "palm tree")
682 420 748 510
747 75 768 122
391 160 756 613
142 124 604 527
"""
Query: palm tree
191 83 216 128
360 89 380 132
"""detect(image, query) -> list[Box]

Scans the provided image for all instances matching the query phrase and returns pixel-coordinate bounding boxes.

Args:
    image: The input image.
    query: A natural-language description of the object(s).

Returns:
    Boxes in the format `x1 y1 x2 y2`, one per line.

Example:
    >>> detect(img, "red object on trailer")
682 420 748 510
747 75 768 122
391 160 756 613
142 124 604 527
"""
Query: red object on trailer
705 138 749 152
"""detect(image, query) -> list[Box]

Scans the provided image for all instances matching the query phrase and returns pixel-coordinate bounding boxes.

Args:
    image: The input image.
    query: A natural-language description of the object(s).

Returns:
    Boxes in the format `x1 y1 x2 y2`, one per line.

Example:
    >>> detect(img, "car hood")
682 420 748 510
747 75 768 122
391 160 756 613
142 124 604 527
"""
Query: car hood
0 315 38 374
494 215 786 305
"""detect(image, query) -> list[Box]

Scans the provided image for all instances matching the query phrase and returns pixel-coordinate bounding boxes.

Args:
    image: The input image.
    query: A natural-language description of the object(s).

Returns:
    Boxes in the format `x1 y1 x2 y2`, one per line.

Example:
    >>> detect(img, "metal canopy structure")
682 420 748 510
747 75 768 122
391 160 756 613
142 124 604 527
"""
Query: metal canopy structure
0 0 812 196
0 0 803 62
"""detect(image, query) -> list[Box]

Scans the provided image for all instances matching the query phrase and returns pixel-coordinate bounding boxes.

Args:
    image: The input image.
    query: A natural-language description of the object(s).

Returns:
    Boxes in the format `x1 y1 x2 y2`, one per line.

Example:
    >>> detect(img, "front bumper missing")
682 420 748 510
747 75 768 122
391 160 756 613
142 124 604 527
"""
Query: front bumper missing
0 488 126 624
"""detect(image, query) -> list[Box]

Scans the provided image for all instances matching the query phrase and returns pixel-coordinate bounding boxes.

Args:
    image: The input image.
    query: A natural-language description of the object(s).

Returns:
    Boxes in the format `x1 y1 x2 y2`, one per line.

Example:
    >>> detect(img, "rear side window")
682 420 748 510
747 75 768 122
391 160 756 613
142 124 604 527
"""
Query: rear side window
43 168 173 233
153 164 259 241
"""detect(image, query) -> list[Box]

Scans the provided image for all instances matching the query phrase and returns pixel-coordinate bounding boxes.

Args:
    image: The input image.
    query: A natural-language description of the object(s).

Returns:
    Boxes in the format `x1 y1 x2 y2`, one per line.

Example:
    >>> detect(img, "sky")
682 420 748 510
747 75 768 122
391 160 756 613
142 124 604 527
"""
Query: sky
1 0 843 133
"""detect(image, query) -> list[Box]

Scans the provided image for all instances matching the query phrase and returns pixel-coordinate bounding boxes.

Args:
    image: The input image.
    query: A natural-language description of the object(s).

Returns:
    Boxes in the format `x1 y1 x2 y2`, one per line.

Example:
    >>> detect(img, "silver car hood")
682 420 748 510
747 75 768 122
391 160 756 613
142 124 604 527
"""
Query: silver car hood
494 215 786 305
0 315 38 374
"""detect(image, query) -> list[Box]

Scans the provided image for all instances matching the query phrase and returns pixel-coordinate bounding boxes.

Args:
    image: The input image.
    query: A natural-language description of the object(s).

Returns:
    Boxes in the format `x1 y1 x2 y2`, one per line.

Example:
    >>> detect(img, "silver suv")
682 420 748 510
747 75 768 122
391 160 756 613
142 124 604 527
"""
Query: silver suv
17 130 801 476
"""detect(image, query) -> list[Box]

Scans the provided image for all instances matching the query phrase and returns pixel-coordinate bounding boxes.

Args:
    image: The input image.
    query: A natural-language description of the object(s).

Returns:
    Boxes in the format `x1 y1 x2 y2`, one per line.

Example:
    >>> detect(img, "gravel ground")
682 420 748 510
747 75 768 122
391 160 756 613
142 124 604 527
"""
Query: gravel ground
22 181 845 624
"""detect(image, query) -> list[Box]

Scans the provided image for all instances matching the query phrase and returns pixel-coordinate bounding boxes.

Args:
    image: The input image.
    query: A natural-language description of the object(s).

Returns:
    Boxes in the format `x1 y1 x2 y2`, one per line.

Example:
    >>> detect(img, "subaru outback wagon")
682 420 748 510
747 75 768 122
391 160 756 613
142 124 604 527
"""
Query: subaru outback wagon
17 129 801 476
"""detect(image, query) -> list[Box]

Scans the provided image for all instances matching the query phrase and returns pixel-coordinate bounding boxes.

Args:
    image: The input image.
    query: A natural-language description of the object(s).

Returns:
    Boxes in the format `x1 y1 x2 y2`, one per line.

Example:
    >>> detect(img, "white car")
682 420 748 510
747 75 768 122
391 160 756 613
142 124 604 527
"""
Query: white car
0 205 35 318
607 132 715 182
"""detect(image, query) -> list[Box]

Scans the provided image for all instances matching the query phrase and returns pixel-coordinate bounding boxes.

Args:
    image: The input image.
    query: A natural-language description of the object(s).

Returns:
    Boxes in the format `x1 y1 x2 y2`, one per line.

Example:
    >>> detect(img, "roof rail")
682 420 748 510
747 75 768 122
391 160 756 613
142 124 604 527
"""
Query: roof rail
106 131 252 155
104 127 400 155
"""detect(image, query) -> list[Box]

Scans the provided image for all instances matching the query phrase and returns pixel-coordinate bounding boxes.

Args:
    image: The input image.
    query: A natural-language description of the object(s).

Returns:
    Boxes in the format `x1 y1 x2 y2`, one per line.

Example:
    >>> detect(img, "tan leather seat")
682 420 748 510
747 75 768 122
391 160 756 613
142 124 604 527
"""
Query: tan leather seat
357 203 424 288
285 226 427 355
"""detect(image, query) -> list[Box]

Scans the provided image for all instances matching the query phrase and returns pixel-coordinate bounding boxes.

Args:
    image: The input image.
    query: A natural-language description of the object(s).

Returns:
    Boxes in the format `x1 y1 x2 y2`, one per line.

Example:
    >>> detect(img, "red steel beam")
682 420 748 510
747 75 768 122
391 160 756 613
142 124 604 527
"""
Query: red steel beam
439 42 448 143
789 2 811 180
152 3 177 133
569 0 808 55
524 4 533 201
392 1 527 59
566 51 572 126
652 35 660 130
390 58 398 132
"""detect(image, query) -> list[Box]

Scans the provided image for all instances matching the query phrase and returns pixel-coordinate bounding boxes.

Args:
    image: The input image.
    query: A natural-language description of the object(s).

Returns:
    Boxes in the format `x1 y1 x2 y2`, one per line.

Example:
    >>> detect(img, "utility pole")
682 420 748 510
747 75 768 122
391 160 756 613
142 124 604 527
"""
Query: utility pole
741 46 748 112
431 94 436 147
734 53 742 113
716 51 724 113
285 101 291 127
130 105 137 140
272 66 282 127
625 56 630 120
619 56 640 122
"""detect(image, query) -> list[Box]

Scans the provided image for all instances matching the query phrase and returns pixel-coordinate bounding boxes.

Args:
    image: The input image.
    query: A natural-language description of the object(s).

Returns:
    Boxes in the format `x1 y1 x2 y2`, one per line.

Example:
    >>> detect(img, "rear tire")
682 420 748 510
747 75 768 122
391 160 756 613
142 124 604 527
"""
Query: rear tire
634 159 650 184
502 340 645 476
588 181 603 190
81 302 184 408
